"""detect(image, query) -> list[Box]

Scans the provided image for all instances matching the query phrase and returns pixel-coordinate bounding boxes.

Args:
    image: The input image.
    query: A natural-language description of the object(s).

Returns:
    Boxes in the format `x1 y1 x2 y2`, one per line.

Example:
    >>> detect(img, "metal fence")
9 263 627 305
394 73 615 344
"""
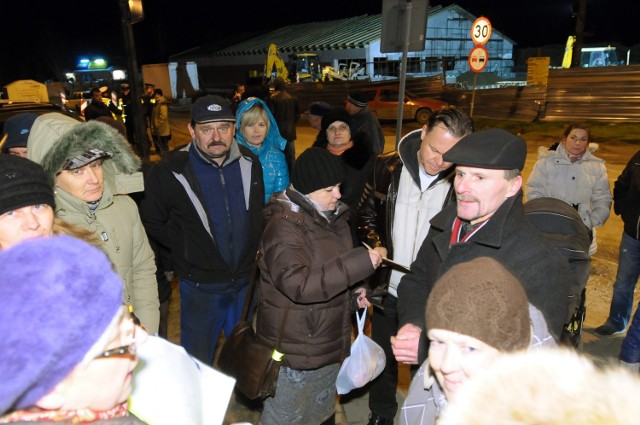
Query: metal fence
288 75 445 111
288 65 640 123
543 65 640 122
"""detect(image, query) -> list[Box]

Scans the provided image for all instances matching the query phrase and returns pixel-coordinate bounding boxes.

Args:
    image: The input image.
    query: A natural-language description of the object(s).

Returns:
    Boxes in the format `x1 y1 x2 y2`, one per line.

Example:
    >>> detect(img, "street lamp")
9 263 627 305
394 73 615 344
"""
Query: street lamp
118 0 149 161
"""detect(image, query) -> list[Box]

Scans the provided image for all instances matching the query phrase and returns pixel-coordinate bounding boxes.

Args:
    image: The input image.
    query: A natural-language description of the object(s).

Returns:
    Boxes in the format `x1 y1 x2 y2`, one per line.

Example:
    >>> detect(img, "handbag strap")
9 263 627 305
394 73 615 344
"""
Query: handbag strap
241 250 289 352
240 251 261 322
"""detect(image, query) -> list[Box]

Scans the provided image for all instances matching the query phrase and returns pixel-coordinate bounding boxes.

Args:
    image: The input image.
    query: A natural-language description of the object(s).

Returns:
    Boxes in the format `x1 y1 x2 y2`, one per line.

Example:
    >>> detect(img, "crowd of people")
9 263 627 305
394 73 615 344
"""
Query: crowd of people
2 77 640 425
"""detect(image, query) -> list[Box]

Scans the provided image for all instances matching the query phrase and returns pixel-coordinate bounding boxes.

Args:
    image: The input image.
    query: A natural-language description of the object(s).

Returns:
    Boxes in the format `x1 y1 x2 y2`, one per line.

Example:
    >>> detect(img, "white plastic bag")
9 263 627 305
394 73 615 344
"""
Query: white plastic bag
336 309 386 394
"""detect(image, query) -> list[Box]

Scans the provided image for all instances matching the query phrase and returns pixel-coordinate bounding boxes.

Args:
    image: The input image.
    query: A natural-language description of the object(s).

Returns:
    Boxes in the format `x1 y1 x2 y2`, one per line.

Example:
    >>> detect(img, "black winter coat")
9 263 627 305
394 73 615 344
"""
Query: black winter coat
357 130 455 288
140 142 264 284
267 89 300 142
614 150 640 239
397 191 573 362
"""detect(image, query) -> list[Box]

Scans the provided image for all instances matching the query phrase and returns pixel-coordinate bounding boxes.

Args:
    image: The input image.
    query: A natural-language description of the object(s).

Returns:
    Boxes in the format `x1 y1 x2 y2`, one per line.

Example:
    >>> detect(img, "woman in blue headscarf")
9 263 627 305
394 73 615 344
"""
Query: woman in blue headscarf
236 97 289 204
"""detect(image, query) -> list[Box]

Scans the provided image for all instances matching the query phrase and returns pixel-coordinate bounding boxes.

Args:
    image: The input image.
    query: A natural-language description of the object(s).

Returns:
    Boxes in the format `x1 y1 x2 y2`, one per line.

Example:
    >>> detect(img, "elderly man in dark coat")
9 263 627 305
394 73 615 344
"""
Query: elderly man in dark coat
393 129 574 364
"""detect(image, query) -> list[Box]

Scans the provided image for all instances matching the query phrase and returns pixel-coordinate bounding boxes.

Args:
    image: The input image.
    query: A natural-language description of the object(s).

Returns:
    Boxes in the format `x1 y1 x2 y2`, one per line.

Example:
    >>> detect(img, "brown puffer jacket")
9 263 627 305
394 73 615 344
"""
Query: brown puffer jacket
255 188 375 370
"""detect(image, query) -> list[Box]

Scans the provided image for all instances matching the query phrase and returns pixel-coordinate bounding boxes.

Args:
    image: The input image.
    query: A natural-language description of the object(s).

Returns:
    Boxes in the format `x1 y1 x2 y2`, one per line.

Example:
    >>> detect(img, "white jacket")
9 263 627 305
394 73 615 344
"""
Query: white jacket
526 143 612 229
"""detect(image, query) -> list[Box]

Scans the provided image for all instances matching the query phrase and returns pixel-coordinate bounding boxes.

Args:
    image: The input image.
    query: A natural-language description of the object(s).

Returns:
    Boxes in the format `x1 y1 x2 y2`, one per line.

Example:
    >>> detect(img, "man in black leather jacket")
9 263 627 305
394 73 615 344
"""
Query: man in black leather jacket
357 107 473 425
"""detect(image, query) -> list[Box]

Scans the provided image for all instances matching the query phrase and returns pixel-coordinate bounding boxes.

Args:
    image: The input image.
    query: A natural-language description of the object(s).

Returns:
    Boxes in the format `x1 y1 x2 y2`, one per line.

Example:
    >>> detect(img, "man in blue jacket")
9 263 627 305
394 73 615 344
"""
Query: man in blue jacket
140 95 264 364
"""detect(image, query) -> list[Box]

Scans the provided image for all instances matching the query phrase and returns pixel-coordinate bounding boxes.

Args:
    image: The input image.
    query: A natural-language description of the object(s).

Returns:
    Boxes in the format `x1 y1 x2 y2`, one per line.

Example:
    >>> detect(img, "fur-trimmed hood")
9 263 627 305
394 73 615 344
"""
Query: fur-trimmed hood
27 113 80 166
27 113 143 195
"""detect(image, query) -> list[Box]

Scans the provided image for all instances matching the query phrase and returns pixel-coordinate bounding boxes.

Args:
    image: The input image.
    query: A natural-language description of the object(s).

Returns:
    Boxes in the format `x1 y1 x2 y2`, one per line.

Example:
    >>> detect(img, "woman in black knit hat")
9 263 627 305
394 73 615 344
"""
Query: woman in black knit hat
0 155 55 249
256 147 385 425
0 155 102 250
313 107 376 215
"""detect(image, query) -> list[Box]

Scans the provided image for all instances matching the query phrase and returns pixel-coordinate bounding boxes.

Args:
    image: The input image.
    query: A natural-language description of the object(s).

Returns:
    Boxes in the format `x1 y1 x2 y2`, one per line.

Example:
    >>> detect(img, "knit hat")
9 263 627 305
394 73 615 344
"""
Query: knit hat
347 90 369 108
442 128 527 171
2 112 38 151
292 147 345 194
0 236 124 414
426 257 531 352
320 107 353 134
191 95 235 123
307 101 331 117
0 155 54 216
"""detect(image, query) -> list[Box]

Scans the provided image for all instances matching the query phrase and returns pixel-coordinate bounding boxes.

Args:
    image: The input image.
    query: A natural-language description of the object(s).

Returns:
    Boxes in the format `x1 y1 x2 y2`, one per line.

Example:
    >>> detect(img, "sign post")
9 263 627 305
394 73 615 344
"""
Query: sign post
381 0 430 148
468 17 491 117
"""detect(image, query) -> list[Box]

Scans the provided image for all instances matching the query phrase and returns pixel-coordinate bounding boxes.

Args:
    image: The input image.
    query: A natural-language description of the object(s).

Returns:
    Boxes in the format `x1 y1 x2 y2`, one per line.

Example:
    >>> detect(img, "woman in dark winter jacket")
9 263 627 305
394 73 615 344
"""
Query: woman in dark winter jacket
312 107 376 212
256 148 385 425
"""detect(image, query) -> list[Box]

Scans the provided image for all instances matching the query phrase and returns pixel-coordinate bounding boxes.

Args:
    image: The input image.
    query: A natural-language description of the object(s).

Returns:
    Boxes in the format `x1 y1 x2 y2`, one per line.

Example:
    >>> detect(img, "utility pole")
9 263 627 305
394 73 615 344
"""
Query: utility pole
118 0 149 162
395 1 413 148
571 0 587 68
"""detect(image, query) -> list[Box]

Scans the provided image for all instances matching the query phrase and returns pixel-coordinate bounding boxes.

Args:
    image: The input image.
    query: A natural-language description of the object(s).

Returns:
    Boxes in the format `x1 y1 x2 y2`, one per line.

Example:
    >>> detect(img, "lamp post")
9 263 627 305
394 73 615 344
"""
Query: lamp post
118 0 149 161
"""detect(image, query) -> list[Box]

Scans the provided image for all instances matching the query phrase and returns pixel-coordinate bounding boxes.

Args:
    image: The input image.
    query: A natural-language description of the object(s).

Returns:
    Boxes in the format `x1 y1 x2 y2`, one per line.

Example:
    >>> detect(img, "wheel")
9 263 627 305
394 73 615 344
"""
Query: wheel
415 108 433 125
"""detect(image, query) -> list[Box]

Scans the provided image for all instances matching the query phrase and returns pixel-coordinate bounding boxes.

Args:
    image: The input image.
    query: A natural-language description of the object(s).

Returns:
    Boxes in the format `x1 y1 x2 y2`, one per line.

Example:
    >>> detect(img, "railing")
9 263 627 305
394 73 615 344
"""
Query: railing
286 65 640 122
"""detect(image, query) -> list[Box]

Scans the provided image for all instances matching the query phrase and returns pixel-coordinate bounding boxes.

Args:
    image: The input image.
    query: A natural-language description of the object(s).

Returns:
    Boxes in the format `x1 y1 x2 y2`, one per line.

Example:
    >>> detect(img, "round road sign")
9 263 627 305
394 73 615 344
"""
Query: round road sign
471 17 492 45
468 45 489 73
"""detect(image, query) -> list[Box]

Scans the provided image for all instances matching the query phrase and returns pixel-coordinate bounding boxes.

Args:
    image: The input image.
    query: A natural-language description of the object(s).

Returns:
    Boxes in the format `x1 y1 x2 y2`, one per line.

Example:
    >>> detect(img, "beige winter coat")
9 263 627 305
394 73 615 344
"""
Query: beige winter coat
27 113 160 333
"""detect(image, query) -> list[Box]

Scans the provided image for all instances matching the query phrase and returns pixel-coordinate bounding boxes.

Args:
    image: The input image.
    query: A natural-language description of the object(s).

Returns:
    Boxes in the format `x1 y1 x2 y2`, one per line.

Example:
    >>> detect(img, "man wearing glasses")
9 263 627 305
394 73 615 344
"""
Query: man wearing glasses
140 95 265 365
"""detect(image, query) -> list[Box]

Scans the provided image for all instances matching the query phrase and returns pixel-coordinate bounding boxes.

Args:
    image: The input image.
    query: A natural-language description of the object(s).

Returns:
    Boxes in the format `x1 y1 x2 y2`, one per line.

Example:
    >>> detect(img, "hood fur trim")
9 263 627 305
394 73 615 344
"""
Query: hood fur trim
40 121 140 180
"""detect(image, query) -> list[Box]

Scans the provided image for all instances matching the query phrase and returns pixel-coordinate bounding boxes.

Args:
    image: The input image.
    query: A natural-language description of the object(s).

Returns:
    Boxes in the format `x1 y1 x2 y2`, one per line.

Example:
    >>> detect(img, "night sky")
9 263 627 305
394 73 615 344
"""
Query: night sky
1 0 635 87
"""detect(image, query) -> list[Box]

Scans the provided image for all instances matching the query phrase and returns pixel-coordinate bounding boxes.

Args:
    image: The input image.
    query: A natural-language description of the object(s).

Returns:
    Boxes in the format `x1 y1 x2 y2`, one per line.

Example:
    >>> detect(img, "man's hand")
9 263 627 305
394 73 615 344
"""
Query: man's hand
391 323 422 364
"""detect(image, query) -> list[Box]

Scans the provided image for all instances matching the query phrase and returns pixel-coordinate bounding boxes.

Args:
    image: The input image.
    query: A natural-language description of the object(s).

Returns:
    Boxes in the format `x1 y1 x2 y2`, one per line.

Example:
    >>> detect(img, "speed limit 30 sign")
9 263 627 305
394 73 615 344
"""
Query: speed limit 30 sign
471 17 492 45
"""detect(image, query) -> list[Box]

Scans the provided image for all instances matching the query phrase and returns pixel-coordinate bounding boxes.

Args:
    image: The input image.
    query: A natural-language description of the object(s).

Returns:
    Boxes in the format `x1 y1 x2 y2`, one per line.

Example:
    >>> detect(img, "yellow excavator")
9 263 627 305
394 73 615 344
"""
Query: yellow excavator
264 44 322 83
561 36 575 68
562 36 621 68
264 44 290 82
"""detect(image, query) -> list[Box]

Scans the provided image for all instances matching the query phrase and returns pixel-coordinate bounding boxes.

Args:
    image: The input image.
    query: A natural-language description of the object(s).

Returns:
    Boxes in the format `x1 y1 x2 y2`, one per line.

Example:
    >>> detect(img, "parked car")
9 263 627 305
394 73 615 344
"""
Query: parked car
362 86 448 124
0 101 80 136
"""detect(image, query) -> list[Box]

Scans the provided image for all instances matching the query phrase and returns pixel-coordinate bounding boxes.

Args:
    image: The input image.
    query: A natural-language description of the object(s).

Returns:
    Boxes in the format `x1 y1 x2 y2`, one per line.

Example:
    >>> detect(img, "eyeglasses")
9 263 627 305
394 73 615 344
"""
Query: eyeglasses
94 313 138 360
199 125 232 136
